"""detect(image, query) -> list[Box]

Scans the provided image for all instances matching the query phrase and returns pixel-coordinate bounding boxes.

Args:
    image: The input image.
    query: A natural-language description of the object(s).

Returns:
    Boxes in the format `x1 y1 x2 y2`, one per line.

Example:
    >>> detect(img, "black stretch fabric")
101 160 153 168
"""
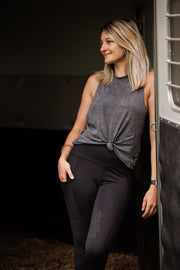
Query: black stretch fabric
61 145 134 270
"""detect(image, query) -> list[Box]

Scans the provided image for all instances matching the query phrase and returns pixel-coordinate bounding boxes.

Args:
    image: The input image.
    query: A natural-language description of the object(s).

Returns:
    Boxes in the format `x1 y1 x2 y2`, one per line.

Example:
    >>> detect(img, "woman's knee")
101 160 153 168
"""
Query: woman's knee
85 239 106 257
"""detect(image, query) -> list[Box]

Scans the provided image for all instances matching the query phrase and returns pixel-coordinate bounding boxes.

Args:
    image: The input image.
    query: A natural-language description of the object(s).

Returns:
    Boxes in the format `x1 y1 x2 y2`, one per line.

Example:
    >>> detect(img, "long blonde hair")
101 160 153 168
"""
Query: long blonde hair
98 19 149 91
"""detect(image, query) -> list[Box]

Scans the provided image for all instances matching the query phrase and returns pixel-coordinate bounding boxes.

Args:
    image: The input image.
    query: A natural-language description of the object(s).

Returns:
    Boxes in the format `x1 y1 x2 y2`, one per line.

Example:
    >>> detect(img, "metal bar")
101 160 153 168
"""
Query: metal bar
166 59 180 65
154 0 163 269
166 37 180 41
166 13 180 17
167 82 180 89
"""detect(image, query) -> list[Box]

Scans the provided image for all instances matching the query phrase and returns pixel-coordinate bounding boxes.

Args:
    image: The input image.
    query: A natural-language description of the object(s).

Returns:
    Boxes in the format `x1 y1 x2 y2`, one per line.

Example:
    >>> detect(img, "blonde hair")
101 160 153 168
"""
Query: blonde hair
98 19 149 91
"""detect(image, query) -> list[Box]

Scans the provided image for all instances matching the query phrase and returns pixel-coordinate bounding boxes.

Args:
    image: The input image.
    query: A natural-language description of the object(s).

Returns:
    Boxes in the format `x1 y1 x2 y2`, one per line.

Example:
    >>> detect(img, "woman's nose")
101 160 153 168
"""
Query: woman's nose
100 42 106 52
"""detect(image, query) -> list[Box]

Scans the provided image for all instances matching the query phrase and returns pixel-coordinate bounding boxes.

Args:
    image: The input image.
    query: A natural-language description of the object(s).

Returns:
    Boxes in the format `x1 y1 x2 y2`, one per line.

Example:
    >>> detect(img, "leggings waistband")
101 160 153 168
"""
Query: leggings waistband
71 144 134 174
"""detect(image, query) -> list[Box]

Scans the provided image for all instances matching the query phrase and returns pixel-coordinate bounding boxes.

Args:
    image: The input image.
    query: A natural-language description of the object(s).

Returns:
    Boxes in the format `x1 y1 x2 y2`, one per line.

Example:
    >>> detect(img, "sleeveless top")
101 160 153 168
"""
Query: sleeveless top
73 75 148 169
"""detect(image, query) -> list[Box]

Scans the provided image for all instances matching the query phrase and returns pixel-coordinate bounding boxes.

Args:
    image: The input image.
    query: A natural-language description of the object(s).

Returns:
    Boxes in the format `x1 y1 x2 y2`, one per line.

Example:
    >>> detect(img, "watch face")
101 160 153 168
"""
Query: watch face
151 180 158 186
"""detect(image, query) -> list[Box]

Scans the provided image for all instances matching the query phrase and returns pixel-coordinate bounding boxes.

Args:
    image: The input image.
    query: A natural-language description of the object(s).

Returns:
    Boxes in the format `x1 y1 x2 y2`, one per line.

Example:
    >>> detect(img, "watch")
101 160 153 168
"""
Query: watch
150 180 158 186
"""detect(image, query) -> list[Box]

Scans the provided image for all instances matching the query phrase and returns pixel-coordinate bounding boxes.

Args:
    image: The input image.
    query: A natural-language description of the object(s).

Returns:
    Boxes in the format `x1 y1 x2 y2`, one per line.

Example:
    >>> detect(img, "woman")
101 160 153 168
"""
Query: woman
58 19 158 270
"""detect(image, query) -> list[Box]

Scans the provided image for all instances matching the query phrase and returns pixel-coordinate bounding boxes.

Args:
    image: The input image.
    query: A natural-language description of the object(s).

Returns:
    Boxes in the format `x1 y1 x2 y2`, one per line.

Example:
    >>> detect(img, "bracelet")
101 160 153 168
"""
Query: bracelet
61 144 73 152
150 122 156 132
150 180 158 186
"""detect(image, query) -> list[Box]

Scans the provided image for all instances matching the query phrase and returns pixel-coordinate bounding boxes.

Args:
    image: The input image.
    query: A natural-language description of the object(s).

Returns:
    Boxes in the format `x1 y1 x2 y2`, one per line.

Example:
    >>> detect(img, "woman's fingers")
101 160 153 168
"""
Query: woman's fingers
58 159 74 182
66 165 74 180
142 202 158 218
141 186 158 218
151 206 158 216
58 167 67 182
141 197 147 212
59 172 67 182
142 204 150 218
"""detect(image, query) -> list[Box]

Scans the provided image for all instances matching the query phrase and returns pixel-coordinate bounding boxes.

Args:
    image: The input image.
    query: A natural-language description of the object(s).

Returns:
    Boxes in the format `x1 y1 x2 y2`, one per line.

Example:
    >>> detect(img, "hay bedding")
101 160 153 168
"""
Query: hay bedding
0 233 139 270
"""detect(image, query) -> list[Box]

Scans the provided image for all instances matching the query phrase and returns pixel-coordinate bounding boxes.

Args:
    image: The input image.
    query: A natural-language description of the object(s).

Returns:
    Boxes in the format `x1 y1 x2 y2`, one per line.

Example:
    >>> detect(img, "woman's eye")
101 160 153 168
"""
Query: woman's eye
99 40 113 47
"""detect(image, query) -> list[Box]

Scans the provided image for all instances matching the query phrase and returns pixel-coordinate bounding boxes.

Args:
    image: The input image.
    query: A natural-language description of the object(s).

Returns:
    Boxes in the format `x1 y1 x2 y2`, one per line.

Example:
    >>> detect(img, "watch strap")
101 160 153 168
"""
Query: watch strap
151 180 158 186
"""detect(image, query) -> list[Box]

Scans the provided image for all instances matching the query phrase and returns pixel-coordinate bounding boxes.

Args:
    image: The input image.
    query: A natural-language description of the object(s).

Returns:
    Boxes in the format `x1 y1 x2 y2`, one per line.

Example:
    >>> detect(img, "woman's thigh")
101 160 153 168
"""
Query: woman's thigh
60 154 104 247
61 153 133 251
85 168 134 254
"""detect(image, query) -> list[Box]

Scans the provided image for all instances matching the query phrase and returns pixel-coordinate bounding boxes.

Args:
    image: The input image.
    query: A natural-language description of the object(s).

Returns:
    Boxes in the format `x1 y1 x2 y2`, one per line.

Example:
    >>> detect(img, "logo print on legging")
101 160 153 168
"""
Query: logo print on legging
90 208 104 239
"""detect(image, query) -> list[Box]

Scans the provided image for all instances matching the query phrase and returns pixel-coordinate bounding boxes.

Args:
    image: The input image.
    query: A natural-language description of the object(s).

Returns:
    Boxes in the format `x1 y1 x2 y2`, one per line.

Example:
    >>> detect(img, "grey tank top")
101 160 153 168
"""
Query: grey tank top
73 75 148 169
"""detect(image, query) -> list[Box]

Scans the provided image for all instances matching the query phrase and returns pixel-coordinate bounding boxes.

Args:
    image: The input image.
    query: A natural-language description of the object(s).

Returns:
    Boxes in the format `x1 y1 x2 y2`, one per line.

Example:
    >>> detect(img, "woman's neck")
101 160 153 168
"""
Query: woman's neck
113 61 127 77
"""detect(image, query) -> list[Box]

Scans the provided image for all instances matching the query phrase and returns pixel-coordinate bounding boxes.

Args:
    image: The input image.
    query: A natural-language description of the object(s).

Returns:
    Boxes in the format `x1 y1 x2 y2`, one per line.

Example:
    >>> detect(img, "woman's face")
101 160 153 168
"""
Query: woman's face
100 31 126 65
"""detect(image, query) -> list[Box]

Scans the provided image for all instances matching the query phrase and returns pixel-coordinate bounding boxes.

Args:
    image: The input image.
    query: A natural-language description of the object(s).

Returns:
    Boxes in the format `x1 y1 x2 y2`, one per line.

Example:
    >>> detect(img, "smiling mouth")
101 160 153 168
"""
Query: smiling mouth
103 53 111 57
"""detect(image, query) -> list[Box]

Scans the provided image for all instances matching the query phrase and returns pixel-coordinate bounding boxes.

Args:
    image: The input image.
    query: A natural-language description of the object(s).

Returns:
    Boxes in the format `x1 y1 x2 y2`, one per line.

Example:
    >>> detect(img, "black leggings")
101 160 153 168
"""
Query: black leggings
61 145 134 270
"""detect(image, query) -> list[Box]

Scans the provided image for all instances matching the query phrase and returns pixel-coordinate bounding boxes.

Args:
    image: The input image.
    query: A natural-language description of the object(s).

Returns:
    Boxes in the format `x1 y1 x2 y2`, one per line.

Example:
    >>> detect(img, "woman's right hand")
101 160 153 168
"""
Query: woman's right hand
58 157 74 182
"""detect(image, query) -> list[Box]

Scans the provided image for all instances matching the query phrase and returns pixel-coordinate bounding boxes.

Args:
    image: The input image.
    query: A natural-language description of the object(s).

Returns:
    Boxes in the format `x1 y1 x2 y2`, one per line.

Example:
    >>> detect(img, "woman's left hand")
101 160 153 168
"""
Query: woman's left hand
141 185 158 218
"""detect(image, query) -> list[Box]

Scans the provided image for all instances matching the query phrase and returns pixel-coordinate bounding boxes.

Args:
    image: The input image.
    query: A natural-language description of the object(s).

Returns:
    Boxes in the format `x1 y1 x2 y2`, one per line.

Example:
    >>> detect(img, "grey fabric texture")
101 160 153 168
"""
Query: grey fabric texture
73 75 147 169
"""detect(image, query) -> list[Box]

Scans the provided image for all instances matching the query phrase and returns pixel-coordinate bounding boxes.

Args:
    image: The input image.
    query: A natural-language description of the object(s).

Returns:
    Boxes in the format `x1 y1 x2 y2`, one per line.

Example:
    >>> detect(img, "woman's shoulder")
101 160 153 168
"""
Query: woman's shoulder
87 72 100 85
146 70 155 86
144 70 155 93
85 72 100 97
143 70 155 110
83 72 100 99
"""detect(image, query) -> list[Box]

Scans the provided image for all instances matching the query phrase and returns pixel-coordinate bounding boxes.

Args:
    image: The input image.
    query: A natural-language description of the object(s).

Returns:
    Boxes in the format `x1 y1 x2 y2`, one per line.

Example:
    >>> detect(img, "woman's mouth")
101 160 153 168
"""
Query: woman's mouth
103 53 111 57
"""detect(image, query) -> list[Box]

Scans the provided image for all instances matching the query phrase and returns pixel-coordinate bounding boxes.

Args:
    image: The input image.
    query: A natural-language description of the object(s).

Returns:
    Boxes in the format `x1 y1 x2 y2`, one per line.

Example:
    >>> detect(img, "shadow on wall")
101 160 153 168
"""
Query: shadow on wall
0 75 88 130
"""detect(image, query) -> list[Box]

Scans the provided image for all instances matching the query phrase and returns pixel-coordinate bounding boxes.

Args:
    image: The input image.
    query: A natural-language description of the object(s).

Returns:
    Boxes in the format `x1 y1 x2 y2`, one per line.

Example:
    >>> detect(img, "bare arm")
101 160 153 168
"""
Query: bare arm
142 70 158 218
58 73 99 182
148 70 157 181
